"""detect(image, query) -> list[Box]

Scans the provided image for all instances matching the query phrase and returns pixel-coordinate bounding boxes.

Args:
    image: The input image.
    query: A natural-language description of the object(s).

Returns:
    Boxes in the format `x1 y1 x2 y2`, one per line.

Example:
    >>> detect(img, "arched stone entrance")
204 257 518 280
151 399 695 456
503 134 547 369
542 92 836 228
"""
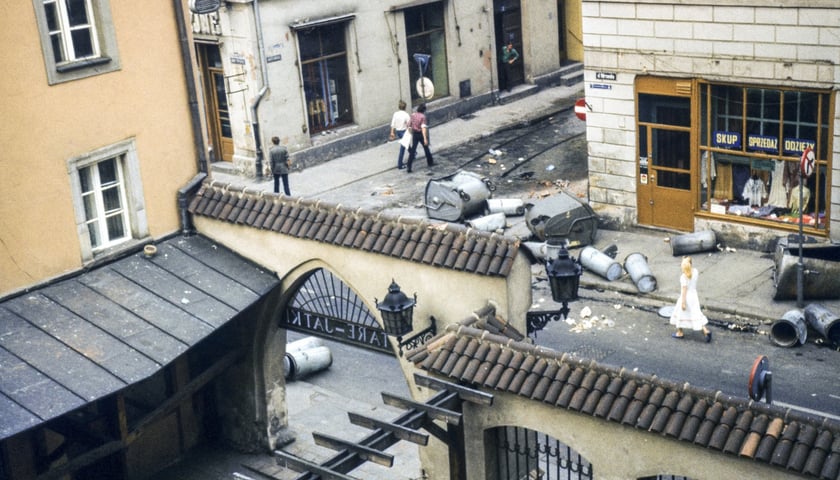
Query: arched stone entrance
282 267 393 355
253 261 401 449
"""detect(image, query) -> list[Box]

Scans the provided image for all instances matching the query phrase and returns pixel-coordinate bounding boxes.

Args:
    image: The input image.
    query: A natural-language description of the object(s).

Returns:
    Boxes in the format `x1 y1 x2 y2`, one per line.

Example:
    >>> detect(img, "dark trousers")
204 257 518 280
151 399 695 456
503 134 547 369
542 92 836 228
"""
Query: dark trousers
274 174 290 195
499 62 515 92
406 131 433 172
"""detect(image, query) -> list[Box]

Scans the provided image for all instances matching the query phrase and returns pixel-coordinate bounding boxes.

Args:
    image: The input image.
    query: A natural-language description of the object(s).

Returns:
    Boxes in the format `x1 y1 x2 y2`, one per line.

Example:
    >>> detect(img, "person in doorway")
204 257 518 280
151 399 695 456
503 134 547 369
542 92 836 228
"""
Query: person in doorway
669 256 712 342
499 41 520 92
269 136 291 196
406 103 434 173
389 100 411 169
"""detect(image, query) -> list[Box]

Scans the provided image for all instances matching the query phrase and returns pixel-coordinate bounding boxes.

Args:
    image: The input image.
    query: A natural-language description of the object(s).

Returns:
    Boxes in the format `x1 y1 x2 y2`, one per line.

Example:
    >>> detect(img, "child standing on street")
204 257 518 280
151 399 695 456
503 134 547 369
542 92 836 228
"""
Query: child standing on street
670 256 712 342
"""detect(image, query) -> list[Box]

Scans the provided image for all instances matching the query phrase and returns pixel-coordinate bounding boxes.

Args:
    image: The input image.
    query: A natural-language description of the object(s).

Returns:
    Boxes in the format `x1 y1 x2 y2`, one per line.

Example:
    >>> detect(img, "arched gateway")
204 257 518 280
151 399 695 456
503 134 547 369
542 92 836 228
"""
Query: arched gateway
283 267 392 354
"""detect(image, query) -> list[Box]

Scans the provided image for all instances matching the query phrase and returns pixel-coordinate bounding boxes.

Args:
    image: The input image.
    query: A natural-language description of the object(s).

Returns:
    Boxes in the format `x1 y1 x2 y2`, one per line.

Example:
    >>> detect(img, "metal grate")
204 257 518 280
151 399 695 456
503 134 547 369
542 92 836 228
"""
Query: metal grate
495 426 593 480
289 268 378 327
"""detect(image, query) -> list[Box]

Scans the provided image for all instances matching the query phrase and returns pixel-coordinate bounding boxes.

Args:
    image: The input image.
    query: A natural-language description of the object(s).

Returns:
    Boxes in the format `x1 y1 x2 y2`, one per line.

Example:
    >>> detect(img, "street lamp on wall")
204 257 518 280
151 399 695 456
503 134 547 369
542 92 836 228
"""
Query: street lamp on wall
375 280 437 356
527 239 583 336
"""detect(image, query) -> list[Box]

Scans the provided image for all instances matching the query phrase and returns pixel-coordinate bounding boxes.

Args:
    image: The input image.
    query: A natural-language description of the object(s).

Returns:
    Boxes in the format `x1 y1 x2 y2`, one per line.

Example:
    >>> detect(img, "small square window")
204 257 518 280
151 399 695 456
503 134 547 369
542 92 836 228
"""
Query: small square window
33 0 121 84
68 139 148 262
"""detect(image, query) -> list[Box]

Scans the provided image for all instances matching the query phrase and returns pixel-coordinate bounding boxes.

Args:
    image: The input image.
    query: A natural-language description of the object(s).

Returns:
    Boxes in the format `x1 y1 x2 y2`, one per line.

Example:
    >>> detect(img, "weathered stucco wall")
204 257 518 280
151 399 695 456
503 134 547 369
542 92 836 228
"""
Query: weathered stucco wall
192 214 533 447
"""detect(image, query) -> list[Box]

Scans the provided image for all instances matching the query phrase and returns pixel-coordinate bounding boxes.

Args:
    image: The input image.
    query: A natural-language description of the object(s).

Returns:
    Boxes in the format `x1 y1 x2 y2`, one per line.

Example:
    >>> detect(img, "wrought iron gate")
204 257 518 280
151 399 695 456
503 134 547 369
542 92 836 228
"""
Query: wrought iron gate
281 268 393 354
495 426 592 479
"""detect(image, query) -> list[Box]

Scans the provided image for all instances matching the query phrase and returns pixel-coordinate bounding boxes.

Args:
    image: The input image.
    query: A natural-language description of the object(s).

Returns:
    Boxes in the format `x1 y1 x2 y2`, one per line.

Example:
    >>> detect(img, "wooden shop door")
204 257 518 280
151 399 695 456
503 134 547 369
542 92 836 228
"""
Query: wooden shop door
636 78 696 231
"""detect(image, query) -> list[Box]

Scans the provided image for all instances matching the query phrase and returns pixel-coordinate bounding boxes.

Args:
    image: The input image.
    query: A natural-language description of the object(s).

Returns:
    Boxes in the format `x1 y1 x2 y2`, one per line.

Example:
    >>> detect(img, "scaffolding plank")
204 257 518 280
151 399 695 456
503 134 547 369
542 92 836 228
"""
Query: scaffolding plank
274 450 360 480
347 412 428 446
312 432 394 467
381 391 462 425
414 373 494 406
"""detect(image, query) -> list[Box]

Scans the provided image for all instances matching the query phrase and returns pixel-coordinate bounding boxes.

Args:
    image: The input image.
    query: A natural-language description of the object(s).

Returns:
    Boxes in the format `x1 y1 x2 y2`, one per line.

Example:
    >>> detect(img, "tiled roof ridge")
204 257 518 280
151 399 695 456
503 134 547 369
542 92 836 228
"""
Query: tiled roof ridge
188 182 521 277
407 324 840 479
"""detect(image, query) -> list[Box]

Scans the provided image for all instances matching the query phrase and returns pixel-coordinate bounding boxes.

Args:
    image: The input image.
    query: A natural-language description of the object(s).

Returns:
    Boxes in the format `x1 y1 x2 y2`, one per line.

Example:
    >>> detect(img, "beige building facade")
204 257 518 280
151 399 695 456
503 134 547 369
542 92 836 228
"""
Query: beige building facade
581 0 840 247
0 1 214 478
1 0 204 296
188 0 584 174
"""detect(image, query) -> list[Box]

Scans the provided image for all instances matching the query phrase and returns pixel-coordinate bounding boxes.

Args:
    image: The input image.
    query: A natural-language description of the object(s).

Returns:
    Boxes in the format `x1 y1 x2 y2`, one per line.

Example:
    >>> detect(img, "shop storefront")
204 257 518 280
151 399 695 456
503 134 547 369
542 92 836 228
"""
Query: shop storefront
635 77 834 237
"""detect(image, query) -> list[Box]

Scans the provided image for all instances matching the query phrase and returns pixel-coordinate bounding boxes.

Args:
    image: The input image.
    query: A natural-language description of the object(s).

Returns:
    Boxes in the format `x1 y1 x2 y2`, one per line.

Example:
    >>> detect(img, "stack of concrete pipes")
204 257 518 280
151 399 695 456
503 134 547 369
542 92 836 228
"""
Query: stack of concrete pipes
284 336 332 381
578 245 657 294
466 199 526 232
770 304 840 348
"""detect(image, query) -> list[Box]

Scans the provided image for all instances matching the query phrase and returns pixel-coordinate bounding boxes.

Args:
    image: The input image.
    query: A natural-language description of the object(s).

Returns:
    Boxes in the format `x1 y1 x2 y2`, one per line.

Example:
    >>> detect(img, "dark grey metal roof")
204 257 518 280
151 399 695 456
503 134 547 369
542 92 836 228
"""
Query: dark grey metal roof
0 234 279 441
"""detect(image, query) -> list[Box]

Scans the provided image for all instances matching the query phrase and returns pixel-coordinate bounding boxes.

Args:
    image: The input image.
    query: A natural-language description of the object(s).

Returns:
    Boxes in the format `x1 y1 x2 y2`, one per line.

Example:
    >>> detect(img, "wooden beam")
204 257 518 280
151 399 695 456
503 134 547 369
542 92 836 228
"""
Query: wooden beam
240 463 284 479
128 350 240 439
347 412 429 446
381 392 462 426
274 450 360 480
36 440 123 480
414 373 494 406
312 432 394 467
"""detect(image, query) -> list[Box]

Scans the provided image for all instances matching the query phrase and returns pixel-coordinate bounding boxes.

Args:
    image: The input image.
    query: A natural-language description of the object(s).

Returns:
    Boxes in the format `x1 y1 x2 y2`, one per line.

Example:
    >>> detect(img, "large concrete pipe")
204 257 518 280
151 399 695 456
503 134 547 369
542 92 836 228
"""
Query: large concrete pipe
669 230 717 256
467 212 507 232
624 252 657 293
284 345 332 380
804 304 840 345
579 246 623 281
486 198 525 216
769 309 808 347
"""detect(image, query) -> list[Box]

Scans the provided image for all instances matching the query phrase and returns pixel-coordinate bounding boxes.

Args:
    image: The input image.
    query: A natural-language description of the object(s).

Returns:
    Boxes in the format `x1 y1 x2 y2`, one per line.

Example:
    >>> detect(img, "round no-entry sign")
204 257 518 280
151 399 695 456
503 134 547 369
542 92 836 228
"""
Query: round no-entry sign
800 145 815 177
574 98 587 121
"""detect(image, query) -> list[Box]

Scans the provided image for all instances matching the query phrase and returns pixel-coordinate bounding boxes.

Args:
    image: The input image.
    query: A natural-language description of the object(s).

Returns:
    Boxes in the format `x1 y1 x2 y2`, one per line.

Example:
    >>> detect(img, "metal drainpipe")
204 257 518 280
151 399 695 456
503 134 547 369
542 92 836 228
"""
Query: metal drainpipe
251 0 270 178
177 173 207 237
172 0 209 236
172 0 208 174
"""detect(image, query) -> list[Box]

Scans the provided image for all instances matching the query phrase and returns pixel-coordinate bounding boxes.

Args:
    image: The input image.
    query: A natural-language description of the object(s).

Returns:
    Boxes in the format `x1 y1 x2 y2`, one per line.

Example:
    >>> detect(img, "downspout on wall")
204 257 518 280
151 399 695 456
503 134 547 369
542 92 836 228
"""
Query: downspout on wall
251 0 270 178
172 0 208 174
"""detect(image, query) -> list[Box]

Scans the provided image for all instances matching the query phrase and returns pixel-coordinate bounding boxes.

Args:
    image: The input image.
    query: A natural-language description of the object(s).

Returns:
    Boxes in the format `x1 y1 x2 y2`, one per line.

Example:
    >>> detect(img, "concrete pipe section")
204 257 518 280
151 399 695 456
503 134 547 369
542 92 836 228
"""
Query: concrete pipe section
579 246 623 281
669 230 717 256
624 252 657 293
284 337 333 380
804 303 840 345
769 309 808 348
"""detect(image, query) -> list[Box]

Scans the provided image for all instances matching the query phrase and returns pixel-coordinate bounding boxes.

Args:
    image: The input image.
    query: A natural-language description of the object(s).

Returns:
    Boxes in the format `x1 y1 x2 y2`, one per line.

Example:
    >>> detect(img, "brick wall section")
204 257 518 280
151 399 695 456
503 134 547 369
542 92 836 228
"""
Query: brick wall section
581 1 840 238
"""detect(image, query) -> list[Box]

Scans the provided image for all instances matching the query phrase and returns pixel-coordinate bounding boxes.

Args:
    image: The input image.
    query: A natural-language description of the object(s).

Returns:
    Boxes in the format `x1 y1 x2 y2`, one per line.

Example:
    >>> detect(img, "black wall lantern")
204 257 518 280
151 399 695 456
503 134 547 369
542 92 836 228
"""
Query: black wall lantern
375 280 437 356
527 239 582 336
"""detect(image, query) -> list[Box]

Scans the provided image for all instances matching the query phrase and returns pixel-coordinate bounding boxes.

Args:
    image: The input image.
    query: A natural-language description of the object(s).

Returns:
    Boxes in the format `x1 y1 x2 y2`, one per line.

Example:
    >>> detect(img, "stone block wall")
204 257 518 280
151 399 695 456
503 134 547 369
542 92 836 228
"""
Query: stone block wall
581 0 840 240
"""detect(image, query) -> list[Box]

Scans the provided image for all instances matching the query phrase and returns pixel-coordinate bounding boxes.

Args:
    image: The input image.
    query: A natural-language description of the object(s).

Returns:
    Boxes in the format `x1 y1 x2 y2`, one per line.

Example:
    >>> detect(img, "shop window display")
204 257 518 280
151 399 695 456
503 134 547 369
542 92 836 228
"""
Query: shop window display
699 84 831 231
298 23 353 135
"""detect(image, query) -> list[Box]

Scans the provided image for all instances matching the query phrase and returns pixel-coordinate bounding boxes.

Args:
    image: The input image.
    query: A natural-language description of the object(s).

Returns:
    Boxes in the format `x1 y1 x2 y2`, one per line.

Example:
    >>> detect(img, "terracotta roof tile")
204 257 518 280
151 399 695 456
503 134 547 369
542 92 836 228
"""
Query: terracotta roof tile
755 417 785 462
606 379 635 420
252 197 270 226
506 355 534 393
403 307 840 479
190 184 522 277
740 414 769 458
679 398 708 442
805 430 834 477
723 410 753 454
694 403 722 445
818 437 840 479
789 424 819 471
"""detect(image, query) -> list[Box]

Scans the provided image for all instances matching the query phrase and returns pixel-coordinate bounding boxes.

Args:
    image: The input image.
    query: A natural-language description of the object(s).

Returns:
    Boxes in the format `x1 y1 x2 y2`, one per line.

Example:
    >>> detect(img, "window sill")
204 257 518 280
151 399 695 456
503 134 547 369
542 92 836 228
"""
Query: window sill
84 237 153 268
56 56 112 73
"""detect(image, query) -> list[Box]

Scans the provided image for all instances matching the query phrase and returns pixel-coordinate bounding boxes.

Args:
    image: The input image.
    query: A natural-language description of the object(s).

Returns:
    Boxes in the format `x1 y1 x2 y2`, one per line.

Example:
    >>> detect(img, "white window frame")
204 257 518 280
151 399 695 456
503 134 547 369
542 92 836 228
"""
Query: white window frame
32 0 121 84
68 139 149 263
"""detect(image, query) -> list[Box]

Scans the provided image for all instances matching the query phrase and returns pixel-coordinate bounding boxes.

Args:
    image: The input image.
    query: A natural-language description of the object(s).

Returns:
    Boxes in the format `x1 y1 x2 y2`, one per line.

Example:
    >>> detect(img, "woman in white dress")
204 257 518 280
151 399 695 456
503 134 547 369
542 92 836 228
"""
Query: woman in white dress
670 256 712 342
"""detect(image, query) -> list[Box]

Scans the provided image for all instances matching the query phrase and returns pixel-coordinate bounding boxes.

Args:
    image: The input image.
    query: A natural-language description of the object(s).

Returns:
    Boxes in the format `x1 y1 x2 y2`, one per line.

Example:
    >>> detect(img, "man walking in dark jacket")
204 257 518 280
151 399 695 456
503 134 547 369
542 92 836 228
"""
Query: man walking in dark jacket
269 136 291 195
